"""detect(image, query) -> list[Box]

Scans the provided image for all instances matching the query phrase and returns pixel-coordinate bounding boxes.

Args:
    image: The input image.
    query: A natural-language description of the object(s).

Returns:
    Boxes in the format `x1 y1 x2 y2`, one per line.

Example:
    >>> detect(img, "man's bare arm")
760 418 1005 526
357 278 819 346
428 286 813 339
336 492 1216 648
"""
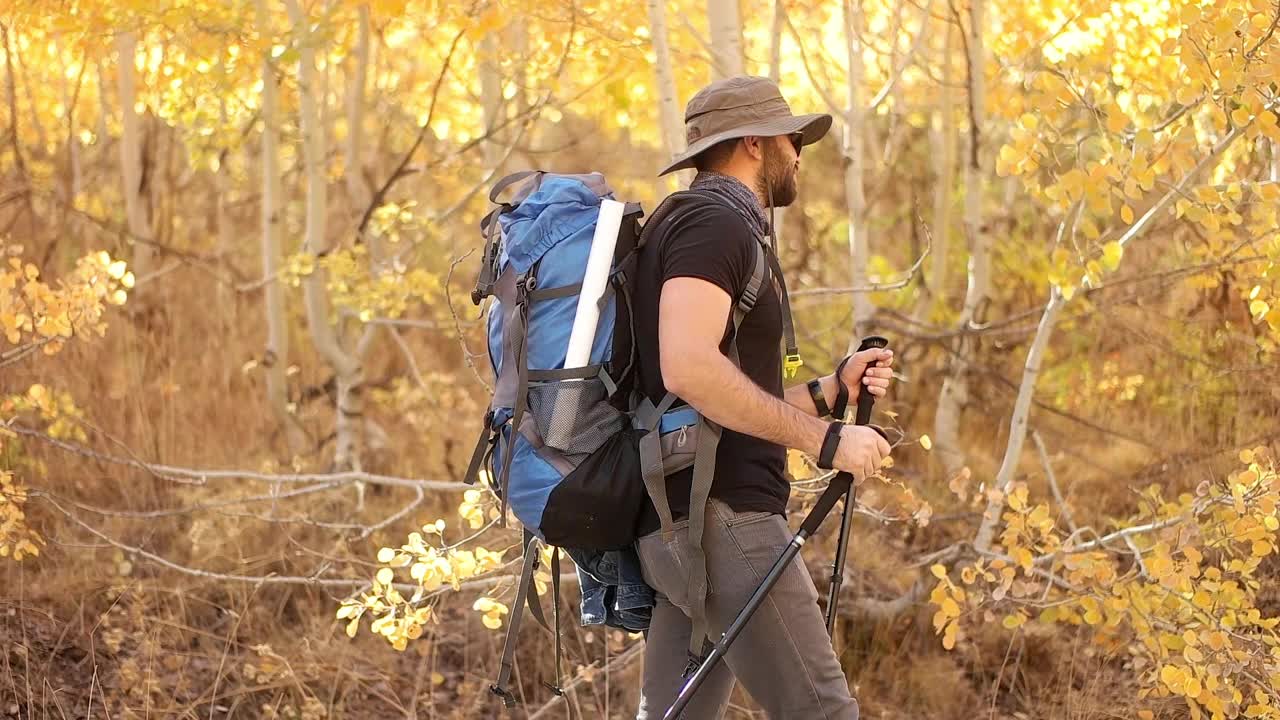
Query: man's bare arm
659 277 831 456
784 375 839 418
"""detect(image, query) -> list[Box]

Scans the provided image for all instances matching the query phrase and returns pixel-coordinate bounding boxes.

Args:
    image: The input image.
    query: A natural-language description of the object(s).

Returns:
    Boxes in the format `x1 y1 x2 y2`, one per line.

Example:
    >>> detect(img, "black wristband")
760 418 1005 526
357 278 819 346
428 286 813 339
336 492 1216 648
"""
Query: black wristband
817 421 844 470
832 355 853 420
807 378 831 418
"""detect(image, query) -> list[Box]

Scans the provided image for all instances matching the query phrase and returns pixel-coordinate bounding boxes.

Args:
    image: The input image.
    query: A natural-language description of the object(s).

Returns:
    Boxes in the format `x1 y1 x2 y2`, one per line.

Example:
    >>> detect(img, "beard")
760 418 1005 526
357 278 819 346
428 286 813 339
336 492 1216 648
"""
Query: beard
755 140 799 208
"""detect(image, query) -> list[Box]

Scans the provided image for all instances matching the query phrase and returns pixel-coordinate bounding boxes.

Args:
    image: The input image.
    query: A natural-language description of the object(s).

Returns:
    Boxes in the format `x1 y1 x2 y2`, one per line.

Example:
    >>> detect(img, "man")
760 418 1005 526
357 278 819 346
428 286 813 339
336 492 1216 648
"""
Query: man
631 76 895 719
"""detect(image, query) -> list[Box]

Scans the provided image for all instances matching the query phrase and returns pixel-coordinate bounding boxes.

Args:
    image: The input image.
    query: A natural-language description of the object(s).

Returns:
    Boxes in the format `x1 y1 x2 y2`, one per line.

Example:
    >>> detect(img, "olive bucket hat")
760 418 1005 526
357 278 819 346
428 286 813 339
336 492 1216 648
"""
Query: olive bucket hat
658 75 833 176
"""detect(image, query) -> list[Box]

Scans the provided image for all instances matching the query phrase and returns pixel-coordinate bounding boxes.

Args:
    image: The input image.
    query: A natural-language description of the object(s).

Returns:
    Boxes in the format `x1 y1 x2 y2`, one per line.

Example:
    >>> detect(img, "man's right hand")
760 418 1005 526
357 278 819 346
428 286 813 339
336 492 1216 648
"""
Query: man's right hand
833 425 891 483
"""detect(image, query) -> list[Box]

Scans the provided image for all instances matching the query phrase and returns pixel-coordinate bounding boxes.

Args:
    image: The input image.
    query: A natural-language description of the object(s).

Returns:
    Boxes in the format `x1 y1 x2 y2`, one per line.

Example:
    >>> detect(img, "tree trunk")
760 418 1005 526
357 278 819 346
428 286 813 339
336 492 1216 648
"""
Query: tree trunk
769 0 786 252
346 3 372 225
648 0 685 192
706 0 745 80
114 30 155 301
284 0 365 482
933 0 987 479
843 0 873 350
478 31 504 169
256 0 308 459
921 20 955 322
214 56 234 333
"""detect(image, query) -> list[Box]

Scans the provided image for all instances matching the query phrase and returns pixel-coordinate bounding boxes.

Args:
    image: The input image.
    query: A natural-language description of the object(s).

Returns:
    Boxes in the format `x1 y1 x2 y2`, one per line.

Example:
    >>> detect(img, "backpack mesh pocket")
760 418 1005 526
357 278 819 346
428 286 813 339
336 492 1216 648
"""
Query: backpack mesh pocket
527 378 626 457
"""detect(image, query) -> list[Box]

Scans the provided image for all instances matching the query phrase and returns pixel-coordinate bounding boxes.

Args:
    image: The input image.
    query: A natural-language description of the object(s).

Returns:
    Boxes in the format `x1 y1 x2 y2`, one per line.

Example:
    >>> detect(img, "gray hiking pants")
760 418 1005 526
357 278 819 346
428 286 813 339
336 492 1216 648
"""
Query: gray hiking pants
634 498 860 720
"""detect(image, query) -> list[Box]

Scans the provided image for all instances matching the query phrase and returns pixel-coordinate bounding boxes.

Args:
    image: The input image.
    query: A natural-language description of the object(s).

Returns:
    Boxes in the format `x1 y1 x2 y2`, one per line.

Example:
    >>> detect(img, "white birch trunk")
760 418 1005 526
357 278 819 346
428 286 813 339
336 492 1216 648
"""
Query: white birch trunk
285 0 364 482
706 0 745 80
346 4 372 222
843 0 874 349
115 31 154 301
923 21 955 320
648 0 686 192
933 0 987 478
257 0 307 459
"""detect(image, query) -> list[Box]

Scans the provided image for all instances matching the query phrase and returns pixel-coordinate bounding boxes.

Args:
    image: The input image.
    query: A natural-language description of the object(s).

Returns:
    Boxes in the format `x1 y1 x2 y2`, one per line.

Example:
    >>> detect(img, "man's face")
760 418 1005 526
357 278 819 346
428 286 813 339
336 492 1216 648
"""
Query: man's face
756 133 801 208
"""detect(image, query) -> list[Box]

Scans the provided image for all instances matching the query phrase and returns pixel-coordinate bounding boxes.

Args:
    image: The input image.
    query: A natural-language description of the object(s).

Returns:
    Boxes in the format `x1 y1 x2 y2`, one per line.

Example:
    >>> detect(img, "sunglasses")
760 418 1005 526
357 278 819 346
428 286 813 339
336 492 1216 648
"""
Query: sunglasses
788 132 804 155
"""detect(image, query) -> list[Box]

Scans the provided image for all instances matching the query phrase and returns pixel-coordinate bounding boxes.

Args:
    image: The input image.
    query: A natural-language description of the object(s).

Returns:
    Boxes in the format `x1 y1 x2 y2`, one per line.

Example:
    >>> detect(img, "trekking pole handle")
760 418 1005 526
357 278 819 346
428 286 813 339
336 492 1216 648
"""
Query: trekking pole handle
853 335 889 426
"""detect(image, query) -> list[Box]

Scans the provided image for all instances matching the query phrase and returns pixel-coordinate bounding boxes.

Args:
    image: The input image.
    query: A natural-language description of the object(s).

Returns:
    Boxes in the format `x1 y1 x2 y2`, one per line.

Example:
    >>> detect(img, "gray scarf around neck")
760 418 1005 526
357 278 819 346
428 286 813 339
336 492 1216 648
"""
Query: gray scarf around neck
689 171 768 237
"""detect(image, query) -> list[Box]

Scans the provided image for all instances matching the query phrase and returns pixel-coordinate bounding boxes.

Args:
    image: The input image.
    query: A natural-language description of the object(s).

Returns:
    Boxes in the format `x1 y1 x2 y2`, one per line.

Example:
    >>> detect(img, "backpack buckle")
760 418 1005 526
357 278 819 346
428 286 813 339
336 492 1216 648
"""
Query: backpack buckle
783 352 804 379
489 683 518 708
682 653 705 679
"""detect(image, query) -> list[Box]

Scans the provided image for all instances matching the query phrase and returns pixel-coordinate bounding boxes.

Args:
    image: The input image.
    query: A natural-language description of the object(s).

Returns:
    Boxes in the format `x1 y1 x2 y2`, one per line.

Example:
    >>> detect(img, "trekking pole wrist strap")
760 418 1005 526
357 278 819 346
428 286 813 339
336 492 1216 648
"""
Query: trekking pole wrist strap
817 421 843 470
807 378 832 418
832 355 854 419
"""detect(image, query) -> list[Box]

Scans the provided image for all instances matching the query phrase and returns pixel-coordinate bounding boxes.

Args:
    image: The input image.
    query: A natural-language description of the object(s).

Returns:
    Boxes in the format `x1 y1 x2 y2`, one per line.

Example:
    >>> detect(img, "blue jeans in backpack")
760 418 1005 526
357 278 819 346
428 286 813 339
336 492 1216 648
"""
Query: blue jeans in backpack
566 546 655 632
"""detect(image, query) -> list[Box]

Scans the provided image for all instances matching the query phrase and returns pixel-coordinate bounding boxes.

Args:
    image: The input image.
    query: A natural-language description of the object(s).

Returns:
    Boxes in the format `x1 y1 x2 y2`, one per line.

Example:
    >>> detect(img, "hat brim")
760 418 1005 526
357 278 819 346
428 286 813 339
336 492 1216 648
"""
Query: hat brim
657 112 833 177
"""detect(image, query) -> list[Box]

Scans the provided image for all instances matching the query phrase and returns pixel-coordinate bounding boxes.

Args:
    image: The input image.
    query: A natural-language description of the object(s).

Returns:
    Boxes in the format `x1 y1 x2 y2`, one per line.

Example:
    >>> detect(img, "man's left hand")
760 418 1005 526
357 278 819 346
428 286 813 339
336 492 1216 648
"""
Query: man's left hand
838 347 894 399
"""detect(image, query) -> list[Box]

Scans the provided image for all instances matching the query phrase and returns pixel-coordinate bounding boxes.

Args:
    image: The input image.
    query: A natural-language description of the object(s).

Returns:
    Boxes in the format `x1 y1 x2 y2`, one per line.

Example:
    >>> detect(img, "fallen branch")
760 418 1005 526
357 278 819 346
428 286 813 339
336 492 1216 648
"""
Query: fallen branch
9 423 470 492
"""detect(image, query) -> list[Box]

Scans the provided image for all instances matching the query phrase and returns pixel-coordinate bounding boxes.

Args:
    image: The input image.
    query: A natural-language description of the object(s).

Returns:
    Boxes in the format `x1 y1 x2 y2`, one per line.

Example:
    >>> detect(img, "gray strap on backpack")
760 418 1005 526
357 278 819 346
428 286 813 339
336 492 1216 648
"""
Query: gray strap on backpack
685 238 769 660
635 392 681 540
491 532 542 707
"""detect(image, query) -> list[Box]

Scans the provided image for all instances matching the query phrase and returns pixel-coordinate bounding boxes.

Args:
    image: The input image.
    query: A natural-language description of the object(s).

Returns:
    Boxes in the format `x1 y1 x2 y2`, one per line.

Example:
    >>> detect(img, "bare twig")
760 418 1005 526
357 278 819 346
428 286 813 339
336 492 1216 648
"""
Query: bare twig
1031 429 1077 534
1247 2 1280 59
9 423 469 492
792 221 932 298
527 642 645 719
444 248 492 392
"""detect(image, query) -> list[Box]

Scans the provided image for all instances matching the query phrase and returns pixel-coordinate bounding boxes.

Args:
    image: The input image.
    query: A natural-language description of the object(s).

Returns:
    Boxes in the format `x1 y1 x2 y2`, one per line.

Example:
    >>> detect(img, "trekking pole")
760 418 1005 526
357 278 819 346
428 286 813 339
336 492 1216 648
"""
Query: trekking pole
664 336 889 720
663 472 854 720
826 335 888 634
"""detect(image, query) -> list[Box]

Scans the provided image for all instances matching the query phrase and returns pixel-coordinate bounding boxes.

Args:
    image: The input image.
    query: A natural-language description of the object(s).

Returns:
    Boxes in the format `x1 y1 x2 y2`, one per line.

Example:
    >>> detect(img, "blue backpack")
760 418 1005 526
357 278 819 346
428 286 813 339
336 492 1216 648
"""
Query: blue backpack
465 170 789 705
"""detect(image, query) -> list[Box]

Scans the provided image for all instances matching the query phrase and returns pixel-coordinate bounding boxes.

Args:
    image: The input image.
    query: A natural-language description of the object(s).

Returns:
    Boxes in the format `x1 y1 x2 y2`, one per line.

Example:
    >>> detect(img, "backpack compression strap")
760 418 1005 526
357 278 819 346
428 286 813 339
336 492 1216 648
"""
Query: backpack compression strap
491 532 567 708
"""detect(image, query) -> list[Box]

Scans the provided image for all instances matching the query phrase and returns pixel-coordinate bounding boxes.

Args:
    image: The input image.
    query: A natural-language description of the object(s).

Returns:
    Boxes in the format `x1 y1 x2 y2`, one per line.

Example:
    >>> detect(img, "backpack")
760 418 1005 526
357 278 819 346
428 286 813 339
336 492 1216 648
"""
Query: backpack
464 170 799 707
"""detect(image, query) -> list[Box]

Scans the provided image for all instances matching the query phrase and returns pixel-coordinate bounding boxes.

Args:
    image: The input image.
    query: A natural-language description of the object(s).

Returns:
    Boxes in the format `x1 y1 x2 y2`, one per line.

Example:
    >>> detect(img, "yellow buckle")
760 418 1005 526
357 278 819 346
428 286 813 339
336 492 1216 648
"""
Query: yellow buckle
783 353 804 379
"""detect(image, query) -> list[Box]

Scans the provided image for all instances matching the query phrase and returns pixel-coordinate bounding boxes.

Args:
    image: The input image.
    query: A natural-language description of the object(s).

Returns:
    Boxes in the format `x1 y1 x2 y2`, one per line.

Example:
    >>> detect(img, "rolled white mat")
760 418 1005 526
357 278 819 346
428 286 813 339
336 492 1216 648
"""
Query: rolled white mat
544 198 625 451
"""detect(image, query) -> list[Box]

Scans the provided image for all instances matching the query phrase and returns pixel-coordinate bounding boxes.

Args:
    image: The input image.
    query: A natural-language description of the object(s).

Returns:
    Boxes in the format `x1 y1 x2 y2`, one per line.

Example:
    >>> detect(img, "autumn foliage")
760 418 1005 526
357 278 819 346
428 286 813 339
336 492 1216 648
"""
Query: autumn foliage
2 0 1280 718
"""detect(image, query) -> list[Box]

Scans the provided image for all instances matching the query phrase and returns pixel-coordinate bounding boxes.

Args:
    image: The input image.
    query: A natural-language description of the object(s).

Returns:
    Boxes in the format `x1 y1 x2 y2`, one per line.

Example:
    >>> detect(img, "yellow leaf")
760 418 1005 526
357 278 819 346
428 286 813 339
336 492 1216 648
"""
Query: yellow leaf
346 617 359 638
377 547 396 563
1161 664 1185 689
1184 676 1202 698
942 621 958 650
920 434 933 451
376 567 395 585
1014 547 1034 570
1106 110 1129 134
931 564 948 579
1002 613 1026 630
431 672 445 685
1121 205 1135 224
941 597 961 618
482 613 504 630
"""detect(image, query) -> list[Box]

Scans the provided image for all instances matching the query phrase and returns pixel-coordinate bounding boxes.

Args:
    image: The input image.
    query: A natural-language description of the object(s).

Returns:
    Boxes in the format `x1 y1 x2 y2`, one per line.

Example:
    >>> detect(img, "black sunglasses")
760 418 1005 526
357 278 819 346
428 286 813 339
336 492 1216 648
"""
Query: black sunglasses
789 132 804 155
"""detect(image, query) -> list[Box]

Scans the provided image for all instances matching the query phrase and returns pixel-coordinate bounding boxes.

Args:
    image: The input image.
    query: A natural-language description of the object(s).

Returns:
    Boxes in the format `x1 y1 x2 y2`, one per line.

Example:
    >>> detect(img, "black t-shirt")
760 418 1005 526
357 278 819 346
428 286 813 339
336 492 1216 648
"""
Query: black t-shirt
634 197 787 536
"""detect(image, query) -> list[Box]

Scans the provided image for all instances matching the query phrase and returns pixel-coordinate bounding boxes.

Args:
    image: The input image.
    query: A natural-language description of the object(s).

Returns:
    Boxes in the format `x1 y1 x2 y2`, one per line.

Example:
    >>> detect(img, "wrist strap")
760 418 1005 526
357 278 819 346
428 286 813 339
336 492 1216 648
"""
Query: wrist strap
832 355 853 420
807 378 831 418
817 421 843 470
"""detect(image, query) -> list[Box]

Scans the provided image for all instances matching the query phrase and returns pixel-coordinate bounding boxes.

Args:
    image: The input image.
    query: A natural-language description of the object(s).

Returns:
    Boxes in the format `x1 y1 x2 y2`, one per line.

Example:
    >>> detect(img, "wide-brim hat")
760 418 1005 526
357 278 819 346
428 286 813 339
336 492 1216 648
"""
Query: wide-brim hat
658 75 833 176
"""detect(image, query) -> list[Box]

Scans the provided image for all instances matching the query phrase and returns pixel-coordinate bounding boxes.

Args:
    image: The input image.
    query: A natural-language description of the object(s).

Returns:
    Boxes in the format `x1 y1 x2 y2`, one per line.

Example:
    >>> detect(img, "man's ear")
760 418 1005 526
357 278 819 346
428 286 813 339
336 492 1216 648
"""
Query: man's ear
741 135 765 161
